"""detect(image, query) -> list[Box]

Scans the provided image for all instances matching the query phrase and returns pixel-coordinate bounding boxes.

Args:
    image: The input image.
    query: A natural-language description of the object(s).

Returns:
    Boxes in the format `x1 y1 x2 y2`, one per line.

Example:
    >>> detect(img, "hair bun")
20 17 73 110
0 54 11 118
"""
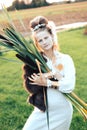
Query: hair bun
30 16 48 31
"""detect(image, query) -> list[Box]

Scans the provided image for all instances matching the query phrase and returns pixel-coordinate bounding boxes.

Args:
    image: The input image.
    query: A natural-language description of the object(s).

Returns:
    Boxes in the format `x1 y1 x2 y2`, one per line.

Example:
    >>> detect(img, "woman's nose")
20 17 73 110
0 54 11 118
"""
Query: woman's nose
42 39 46 44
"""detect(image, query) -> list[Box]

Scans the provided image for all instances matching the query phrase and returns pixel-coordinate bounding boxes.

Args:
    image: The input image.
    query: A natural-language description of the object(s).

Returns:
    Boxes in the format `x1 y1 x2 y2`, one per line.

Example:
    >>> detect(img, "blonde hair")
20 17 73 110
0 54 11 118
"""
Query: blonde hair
29 16 59 52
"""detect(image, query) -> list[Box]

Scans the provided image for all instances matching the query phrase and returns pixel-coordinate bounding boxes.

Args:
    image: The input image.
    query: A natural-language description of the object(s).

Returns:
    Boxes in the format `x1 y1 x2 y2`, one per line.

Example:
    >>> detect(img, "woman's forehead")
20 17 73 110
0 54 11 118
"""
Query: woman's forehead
36 30 50 38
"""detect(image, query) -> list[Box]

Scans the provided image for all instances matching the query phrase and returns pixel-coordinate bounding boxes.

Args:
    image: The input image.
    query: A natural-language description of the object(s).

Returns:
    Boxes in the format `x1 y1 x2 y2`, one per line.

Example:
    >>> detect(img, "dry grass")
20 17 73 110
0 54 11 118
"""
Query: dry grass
0 1 87 33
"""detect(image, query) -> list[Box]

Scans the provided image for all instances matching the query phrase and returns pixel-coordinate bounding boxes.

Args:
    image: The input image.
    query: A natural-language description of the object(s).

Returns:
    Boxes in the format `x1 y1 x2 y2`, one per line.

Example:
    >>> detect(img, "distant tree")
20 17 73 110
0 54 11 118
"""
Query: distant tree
28 0 49 8
11 0 20 9
8 0 27 10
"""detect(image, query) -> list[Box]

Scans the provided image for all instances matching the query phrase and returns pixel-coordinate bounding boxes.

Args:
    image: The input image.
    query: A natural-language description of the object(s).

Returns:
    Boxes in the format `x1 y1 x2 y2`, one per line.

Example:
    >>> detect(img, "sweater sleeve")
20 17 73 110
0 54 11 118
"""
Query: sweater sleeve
58 55 76 93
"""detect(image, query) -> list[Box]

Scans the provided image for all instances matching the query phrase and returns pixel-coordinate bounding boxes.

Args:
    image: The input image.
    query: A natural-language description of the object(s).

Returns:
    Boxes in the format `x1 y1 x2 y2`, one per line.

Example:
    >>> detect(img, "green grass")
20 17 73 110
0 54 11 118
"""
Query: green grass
0 28 87 130
58 28 87 129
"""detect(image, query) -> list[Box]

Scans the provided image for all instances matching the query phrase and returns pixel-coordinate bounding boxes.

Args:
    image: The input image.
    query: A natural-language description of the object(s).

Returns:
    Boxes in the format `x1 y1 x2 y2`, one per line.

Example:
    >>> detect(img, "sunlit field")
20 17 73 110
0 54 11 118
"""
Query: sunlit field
0 1 87 32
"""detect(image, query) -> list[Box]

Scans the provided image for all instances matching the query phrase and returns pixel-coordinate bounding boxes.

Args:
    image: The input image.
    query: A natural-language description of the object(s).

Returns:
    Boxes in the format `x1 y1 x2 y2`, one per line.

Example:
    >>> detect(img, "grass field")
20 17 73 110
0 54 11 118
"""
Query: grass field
0 27 87 130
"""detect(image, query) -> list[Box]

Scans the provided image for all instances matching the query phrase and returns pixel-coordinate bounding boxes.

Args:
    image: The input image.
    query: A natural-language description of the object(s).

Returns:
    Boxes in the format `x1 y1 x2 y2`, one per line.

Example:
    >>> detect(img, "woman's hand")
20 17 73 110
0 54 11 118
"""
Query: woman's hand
53 72 63 80
44 71 63 80
28 73 47 87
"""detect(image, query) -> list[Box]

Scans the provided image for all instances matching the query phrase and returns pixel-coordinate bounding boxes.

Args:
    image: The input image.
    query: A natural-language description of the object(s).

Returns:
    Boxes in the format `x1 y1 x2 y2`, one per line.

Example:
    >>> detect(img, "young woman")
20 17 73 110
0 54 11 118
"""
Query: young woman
22 16 76 130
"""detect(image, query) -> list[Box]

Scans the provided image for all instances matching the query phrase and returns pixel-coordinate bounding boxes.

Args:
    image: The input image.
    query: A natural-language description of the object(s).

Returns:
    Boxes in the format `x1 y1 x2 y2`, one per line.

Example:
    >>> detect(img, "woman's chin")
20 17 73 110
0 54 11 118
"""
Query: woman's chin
44 45 52 50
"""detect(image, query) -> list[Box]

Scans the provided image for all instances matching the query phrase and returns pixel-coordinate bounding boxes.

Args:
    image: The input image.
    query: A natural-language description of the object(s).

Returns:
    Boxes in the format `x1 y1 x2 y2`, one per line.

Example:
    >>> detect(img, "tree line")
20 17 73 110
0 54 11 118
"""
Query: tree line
7 0 87 11
7 0 49 11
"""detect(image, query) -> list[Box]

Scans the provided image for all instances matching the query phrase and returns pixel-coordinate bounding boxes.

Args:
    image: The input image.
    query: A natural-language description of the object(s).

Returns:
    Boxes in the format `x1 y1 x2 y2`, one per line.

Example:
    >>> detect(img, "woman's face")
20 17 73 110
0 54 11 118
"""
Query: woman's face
35 29 53 51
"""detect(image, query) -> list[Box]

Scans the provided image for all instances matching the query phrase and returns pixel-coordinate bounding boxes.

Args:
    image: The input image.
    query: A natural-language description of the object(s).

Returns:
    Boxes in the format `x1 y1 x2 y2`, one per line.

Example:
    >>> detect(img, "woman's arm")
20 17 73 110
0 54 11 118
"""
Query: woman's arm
58 55 76 93
45 55 76 92
28 55 76 93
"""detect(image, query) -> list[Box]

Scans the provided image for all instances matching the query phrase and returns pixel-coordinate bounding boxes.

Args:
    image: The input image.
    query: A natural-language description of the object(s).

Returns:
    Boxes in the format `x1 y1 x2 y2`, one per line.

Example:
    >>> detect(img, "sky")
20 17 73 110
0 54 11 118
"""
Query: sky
0 0 70 9
0 0 14 9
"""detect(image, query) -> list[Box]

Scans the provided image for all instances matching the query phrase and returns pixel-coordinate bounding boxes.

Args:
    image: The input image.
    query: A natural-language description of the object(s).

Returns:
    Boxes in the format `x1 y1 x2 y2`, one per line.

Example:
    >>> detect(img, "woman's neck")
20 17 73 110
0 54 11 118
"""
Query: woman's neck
44 48 55 60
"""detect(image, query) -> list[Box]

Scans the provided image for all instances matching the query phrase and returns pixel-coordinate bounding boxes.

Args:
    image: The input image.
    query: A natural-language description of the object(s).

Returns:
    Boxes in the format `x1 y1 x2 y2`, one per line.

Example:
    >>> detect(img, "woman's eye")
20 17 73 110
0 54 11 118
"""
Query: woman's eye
44 37 48 40
38 39 42 43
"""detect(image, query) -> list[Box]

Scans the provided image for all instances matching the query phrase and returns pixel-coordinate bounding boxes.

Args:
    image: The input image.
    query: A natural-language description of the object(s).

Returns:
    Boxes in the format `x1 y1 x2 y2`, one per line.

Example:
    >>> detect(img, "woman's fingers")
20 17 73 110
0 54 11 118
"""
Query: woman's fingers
33 73 37 76
30 73 37 79
28 73 47 87
31 74 36 79
29 82 37 85
28 77 35 81
28 73 39 82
